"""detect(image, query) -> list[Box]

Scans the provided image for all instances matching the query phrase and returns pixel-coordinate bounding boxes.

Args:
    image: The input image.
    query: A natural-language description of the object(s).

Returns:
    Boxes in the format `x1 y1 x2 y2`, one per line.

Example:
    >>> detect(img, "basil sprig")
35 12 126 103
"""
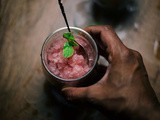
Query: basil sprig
63 32 78 58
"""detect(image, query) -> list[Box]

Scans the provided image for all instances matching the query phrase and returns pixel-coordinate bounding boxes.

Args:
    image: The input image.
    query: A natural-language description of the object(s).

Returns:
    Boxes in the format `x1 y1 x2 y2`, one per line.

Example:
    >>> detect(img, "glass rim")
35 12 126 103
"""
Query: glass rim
41 26 98 82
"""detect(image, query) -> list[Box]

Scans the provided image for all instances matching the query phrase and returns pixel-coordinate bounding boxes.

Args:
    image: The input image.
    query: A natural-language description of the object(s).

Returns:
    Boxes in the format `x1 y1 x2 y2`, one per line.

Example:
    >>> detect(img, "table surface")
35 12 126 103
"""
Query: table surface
0 0 160 120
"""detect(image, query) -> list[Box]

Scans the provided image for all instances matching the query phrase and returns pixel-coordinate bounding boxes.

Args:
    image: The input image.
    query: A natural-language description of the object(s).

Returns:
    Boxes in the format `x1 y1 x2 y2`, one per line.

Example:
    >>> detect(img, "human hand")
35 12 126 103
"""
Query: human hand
62 26 160 119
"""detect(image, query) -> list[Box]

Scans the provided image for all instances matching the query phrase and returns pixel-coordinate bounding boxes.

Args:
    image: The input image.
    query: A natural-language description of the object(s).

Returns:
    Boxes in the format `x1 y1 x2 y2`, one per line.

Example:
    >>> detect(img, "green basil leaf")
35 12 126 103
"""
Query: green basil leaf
63 32 75 41
63 42 74 58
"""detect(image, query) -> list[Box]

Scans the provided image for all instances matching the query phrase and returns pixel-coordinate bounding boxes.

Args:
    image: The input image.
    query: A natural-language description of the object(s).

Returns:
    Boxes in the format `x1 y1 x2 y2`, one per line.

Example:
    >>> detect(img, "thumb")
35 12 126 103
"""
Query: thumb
62 87 90 101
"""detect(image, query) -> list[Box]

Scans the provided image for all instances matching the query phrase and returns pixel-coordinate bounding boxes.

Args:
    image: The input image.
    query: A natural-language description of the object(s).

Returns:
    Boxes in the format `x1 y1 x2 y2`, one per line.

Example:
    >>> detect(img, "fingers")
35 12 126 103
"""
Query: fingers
84 25 127 60
62 85 103 102
84 25 120 47
62 87 89 101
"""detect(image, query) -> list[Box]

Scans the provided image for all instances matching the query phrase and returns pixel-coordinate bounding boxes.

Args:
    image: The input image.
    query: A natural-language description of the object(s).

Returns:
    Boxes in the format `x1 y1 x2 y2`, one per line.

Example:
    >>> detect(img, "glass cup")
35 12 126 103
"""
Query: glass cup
41 27 98 90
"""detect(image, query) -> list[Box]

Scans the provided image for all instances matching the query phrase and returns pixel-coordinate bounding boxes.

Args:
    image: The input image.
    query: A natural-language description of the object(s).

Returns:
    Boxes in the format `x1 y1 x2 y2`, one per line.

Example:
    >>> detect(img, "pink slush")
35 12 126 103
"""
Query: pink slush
45 35 94 80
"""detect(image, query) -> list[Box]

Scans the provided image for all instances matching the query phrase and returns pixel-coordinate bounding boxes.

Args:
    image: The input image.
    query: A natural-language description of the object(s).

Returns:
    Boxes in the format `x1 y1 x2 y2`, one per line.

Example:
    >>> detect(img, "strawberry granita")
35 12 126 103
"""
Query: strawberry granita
45 35 94 79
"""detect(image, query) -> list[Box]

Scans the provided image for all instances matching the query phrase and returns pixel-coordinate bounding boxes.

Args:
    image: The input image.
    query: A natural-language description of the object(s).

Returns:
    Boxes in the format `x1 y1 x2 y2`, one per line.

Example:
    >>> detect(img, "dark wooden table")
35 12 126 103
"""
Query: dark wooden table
0 0 160 120
0 0 107 120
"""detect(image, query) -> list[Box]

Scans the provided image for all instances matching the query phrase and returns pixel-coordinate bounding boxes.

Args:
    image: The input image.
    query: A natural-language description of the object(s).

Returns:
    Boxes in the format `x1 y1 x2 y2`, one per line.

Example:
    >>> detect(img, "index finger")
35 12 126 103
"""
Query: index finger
84 25 127 57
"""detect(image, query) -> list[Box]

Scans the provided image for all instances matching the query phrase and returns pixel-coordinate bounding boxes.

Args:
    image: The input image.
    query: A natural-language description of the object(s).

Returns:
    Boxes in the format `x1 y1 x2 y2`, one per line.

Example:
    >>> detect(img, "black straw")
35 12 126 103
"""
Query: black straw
58 0 71 32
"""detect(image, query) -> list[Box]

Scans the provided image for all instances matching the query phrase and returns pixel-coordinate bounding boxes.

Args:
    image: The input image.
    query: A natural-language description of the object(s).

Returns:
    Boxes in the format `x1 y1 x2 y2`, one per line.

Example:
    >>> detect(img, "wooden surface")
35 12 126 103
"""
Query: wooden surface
0 0 160 120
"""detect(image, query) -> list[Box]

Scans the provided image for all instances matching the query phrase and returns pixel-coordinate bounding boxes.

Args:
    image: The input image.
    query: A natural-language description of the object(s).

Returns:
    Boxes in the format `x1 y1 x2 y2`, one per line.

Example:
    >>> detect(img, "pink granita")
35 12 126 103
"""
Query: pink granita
46 36 93 79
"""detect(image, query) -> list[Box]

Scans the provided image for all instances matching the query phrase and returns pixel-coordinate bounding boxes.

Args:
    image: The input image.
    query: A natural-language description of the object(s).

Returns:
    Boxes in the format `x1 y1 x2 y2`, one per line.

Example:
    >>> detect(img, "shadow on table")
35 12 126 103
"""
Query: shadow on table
43 80 107 120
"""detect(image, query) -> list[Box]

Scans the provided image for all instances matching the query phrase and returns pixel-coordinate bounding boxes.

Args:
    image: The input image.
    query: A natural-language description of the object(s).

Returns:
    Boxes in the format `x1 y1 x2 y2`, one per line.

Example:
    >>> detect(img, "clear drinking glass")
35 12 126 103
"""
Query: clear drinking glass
41 27 98 89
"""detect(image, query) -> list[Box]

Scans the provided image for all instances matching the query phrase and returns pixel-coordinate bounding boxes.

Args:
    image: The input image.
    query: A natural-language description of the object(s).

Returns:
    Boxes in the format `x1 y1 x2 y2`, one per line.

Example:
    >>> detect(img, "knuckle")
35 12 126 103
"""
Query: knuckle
130 50 144 67
133 50 143 61
87 86 100 102
104 25 113 31
120 49 143 65
87 85 107 103
121 48 133 60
